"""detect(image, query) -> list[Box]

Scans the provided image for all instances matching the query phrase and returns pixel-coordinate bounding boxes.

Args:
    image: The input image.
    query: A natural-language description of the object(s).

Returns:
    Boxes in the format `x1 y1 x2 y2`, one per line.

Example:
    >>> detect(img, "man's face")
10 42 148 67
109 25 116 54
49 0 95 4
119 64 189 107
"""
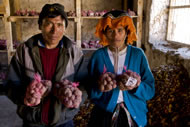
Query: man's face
40 15 65 49
105 26 127 48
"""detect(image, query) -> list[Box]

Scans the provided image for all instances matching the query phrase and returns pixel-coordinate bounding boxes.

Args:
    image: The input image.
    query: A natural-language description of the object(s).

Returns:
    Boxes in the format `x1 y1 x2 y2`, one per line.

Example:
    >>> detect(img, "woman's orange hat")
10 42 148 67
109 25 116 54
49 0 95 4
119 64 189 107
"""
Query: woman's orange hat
95 10 137 46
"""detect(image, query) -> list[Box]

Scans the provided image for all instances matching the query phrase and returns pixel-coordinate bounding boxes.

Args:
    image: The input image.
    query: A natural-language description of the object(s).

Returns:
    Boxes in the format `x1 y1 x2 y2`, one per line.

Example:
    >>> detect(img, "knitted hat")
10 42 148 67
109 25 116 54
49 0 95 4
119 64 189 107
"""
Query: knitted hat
38 3 68 28
95 10 137 46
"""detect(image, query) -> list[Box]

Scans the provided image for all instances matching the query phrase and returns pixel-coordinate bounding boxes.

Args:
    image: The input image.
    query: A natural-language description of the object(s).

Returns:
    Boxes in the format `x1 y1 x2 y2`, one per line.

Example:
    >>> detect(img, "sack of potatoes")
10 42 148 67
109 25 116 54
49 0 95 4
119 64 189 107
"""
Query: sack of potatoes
24 79 52 107
54 79 82 108
98 72 117 92
116 70 139 91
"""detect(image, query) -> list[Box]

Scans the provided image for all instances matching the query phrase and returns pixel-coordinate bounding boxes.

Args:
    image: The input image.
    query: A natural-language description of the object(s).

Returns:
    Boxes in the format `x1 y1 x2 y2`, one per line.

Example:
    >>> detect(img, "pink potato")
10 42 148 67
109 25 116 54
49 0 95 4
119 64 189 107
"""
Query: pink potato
98 72 117 92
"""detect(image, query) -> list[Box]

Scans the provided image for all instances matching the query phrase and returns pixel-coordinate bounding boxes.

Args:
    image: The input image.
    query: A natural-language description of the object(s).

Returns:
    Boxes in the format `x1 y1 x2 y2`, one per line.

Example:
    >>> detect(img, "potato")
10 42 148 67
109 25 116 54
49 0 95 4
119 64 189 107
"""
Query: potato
65 101 73 107
105 84 112 91
106 76 112 82
109 81 113 85
103 80 107 85
98 72 117 92
73 102 80 108
62 79 70 85
113 84 117 89
71 95 76 100
24 95 41 107
39 86 46 95
74 89 82 96
34 98 41 106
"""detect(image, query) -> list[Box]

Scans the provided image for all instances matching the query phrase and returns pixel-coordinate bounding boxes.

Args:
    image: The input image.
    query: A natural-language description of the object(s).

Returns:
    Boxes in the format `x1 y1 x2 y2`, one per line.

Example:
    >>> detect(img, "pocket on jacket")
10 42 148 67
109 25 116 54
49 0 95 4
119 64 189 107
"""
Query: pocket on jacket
17 105 42 124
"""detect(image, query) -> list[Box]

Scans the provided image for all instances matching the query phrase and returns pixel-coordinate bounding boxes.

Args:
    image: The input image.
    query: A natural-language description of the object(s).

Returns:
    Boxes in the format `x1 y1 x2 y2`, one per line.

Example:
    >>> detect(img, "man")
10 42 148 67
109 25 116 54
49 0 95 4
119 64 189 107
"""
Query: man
5 3 87 127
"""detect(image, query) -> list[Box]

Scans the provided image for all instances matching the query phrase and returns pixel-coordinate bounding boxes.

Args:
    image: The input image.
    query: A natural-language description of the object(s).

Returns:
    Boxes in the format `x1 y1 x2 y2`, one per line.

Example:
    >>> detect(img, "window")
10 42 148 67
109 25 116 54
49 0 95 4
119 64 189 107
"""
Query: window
167 0 190 45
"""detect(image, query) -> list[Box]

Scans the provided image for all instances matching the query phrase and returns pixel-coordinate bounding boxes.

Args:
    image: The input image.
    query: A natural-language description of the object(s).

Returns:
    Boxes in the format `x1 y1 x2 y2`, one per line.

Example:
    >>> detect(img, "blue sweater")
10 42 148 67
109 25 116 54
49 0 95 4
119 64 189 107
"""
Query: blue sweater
88 45 155 127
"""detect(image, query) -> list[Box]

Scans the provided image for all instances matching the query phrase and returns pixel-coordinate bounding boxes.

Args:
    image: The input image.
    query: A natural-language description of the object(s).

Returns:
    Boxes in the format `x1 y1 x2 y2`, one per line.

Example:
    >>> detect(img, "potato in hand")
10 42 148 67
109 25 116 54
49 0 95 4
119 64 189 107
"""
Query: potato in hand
54 80 82 108
24 79 52 107
98 72 117 92
116 70 141 91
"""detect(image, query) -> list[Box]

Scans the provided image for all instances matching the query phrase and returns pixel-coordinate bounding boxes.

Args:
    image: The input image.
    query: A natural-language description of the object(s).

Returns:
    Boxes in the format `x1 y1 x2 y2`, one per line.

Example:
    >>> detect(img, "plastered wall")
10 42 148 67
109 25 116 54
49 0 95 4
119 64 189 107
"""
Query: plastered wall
143 0 190 77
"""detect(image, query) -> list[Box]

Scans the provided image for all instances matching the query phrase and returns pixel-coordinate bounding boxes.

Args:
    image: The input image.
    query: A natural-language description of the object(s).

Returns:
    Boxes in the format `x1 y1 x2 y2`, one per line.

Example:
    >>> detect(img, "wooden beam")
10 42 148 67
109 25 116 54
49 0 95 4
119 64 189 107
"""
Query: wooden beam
4 19 13 63
0 5 5 14
13 0 22 43
136 0 143 48
76 0 81 48
166 0 172 41
8 16 75 22
3 0 13 63
169 5 190 9
123 0 128 11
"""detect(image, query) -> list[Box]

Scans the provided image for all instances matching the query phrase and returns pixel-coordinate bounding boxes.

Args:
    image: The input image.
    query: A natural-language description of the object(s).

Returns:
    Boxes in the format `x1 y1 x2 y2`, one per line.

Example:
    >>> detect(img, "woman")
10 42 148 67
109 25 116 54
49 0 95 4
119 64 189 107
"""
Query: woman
87 10 155 127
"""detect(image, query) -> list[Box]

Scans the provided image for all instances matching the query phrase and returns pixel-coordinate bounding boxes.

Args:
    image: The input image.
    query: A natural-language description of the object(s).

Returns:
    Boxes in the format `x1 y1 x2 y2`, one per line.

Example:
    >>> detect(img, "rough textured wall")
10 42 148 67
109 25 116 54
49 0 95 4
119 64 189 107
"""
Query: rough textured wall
10 0 75 42
144 0 190 77
81 20 99 41
81 0 122 11
147 43 190 77
0 19 5 39
81 0 122 41
149 0 169 44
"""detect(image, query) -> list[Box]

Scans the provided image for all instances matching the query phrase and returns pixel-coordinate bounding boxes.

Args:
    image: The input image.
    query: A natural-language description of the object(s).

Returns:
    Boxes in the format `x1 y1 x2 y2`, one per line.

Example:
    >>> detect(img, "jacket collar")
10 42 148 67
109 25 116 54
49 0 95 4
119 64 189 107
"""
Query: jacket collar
25 33 73 49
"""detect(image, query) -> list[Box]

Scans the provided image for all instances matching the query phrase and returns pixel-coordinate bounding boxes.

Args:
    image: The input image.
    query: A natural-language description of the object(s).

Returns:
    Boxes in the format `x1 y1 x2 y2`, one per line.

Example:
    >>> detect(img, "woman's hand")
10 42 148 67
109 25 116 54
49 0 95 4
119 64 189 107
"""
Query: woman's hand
117 70 141 91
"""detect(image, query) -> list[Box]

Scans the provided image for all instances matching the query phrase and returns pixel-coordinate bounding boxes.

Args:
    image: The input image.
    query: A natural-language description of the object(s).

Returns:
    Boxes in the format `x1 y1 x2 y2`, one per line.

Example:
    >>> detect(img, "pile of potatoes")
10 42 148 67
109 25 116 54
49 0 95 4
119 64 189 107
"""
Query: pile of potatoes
147 64 190 127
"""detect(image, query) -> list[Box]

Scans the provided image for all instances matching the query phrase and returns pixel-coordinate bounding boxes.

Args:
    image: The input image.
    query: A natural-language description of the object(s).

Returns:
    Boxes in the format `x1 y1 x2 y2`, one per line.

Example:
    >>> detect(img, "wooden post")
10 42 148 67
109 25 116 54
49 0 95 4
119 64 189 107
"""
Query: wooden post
14 0 22 42
123 0 128 11
76 0 81 48
136 0 143 48
166 0 172 41
0 3 5 14
3 0 13 63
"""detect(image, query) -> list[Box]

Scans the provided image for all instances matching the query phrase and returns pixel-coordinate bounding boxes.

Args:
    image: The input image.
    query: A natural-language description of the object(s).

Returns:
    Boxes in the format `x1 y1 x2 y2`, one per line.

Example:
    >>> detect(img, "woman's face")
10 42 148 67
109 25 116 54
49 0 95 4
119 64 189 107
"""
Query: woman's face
105 26 127 48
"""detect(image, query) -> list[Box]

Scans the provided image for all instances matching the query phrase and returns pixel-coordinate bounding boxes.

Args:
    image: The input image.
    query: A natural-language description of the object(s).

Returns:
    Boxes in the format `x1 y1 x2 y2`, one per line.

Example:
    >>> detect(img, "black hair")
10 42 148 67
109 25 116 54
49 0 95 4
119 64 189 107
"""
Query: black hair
38 3 68 29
